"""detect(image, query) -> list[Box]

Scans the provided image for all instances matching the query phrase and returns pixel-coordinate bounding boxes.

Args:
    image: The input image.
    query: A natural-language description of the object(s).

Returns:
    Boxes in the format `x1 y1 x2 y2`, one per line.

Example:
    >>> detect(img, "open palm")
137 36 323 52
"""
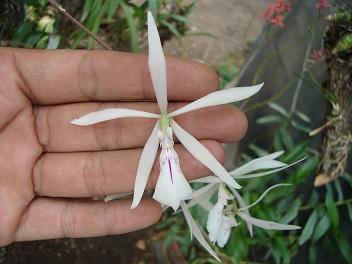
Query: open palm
0 48 247 246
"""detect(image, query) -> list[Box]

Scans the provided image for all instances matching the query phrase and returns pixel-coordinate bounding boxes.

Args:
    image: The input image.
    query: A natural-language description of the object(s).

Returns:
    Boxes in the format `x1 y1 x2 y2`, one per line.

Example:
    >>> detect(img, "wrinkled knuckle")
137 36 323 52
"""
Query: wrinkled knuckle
60 200 76 238
82 152 107 196
32 156 45 195
78 51 98 100
33 106 51 151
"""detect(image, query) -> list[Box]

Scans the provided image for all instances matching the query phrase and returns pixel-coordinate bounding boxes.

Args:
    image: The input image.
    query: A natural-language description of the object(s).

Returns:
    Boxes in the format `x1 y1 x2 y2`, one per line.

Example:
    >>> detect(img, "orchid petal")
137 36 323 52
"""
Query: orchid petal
70 108 159 126
185 183 217 200
238 183 292 211
187 184 218 210
233 156 307 179
207 202 223 243
197 199 215 212
169 83 264 117
191 176 221 184
153 147 192 211
216 216 238 247
180 201 220 262
230 159 287 176
131 122 160 208
252 150 285 160
171 119 241 189
237 212 301 230
230 187 253 236
147 11 168 114
207 184 233 244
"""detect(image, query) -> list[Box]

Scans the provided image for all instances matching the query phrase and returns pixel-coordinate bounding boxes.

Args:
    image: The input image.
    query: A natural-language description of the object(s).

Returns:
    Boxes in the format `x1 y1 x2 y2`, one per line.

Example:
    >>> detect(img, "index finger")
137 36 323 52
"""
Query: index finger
8 48 219 105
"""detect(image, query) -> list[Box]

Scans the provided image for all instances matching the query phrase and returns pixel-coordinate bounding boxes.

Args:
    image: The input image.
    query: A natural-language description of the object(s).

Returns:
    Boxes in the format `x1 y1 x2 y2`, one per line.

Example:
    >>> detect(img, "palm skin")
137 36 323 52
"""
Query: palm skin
0 48 247 246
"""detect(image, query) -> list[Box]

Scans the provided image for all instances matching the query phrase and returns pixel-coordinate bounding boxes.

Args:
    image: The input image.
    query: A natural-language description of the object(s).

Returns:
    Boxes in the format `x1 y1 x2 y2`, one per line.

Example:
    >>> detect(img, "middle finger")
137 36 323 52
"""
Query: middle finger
33 102 247 152
32 140 225 197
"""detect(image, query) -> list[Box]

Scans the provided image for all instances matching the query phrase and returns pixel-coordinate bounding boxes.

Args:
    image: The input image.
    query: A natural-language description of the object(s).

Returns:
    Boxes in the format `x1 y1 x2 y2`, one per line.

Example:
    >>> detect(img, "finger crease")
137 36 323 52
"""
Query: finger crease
78 51 99 101
60 200 76 238
12 51 40 103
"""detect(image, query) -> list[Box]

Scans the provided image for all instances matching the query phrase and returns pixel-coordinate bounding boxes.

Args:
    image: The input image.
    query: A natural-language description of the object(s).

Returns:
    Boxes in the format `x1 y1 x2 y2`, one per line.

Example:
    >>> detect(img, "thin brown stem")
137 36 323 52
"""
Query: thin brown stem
48 0 112 51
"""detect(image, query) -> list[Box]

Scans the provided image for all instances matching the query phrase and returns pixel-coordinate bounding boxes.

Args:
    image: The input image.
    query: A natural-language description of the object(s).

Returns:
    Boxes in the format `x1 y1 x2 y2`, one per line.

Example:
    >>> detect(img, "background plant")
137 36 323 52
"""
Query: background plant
1 0 195 51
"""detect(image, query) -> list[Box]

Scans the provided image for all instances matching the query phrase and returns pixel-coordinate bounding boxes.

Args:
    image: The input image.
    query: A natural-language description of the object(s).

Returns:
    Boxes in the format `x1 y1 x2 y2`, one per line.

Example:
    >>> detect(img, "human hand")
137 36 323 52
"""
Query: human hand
0 48 247 246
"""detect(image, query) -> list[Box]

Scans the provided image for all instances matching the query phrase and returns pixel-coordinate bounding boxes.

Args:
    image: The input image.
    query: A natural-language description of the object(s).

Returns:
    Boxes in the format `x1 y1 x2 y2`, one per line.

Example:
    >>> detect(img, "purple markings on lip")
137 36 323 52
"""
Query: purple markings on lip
167 158 173 184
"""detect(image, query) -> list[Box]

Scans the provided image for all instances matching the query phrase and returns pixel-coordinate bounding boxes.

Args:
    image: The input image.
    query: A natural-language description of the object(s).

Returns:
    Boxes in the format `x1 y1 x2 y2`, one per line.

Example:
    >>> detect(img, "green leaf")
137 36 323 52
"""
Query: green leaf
107 0 122 20
161 20 182 39
292 156 318 183
334 180 344 201
249 143 269 157
325 188 339 228
170 14 189 23
121 2 139 52
282 141 308 163
299 209 319 245
80 0 93 22
279 127 294 151
294 110 311 123
87 1 109 49
312 214 331 241
273 129 283 151
148 0 158 21
347 203 352 223
308 243 317 264
281 199 301 224
256 115 283 125
291 120 311 134
336 231 352 264
268 102 288 117
47 34 61 49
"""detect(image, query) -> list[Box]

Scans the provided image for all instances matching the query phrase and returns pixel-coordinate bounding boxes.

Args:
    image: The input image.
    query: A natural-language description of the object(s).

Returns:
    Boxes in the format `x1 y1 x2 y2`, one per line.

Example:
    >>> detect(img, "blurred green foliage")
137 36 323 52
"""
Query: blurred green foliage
1 0 195 51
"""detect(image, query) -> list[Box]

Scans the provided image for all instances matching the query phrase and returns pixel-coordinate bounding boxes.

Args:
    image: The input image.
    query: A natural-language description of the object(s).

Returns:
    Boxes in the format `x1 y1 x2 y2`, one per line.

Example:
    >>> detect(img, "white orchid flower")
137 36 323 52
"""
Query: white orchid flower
206 184 238 247
185 151 302 248
70 11 263 210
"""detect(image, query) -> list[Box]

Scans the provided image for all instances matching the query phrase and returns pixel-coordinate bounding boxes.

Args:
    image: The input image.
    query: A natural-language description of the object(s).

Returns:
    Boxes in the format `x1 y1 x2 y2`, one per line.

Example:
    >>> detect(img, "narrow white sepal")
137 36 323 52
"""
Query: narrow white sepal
180 201 221 262
104 192 133 202
187 184 218 210
230 187 253 236
147 11 168 114
185 183 217 200
191 176 221 184
169 83 264 117
131 122 160 208
197 199 215 212
238 183 292 211
230 159 287 176
171 119 241 189
233 156 308 179
237 211 301 230
70 108 160 126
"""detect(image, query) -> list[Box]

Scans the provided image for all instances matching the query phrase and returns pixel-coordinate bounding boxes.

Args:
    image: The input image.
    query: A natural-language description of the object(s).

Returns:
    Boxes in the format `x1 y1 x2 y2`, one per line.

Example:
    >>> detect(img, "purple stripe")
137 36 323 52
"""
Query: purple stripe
167 158 173 184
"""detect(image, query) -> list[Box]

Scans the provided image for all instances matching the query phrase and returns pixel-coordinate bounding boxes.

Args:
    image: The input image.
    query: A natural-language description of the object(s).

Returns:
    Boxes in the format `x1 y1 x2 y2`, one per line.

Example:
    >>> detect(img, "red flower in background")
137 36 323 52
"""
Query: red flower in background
262 0 292 28
310 49 324 63
315 0 330 10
